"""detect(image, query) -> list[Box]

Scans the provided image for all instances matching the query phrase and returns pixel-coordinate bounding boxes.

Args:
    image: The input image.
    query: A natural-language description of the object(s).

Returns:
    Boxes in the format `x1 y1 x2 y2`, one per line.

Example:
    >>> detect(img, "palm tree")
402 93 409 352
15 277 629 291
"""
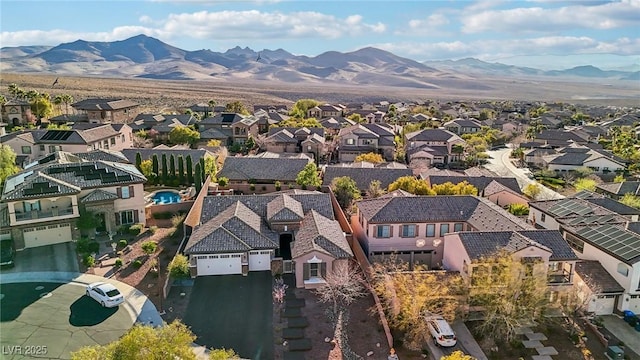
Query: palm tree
8 83 20 99
207 99 216 118
61 94 73 116
0 95 6 108
53 95 64 116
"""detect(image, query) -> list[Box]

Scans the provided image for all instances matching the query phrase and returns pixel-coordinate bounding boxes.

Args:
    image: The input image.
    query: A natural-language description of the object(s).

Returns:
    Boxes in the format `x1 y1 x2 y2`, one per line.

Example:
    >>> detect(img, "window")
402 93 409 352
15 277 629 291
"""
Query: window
120 210 134 225
439 224 449 237
541 213 546 222
454 223 464 232
121 186 130 199
110 138 116 145
122 135 125 142
309 263 320 278
21 146 31 154
346 138 355 145
617 263 629 277
376 225 391 238
39 145 45 151
565 233 584 253
548 262 560 272
401 225 416 238
426 224 435 237
362 139 374 145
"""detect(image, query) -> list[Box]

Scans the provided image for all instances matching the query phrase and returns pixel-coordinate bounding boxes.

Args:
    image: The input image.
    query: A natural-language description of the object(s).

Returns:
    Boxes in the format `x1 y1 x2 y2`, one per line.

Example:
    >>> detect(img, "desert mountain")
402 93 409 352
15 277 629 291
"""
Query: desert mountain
0 34 635 87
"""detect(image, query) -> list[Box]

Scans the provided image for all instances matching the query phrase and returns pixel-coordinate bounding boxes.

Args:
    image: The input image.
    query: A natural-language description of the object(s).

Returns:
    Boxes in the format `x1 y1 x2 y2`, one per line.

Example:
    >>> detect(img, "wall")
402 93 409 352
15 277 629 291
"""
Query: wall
528 207 560 230
112 183 147 226
293 250 335 289
584 157 624 172
442 233 471 280
487 191 529 207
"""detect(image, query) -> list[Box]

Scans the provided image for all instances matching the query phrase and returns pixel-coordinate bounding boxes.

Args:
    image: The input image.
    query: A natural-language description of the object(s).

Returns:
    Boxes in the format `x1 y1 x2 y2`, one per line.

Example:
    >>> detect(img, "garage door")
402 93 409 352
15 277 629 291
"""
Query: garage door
249 251 272 271
196 254 242 276
589 295 616 315
23 224 72 248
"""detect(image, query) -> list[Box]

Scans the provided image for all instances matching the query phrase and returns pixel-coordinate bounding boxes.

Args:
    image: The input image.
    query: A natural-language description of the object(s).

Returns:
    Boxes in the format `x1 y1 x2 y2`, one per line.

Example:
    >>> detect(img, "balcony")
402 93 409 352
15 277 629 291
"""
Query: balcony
548 270 572 284
14 207 74 221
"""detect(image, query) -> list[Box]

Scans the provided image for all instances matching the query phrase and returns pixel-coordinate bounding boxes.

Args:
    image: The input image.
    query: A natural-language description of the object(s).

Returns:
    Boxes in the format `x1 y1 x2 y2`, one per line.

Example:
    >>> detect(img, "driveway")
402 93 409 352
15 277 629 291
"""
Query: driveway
1 242 79 274
424 321 488 360
0 282 134 359
601 315 640 359
183 272 274 360
485 145 564 200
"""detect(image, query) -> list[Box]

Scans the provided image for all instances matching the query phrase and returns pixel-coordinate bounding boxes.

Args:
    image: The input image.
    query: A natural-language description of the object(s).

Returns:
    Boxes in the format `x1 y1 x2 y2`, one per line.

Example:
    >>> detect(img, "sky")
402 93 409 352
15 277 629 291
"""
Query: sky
1 0 639 70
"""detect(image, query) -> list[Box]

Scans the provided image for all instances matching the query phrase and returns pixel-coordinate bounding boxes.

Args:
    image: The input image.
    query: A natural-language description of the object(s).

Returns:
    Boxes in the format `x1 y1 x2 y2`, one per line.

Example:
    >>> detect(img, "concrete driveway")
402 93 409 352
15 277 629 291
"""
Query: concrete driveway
1 242 79 274
602 315 640 359
0 281 134 359
183 272 274 360
423 321 488 360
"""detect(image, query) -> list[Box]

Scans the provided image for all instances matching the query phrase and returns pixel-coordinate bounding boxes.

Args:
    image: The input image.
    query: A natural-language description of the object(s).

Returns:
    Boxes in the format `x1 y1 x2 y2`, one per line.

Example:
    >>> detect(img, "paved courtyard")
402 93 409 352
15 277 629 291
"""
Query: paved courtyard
0 282 135 359
183 272 274 360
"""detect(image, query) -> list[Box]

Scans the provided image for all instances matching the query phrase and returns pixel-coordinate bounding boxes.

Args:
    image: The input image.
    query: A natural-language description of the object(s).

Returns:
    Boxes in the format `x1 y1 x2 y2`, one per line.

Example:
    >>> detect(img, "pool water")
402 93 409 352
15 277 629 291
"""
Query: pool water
152 191 182 205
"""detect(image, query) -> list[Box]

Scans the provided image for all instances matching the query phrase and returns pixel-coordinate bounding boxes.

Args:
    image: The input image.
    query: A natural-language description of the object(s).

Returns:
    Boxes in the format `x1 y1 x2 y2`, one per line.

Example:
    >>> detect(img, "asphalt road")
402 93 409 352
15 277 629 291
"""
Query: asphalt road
484 145 564 200
0 282 134 360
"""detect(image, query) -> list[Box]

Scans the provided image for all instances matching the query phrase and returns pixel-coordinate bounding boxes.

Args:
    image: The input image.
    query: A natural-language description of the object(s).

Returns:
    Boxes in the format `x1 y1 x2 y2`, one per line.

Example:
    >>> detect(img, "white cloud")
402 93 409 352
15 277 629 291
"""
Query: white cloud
462 0 640 33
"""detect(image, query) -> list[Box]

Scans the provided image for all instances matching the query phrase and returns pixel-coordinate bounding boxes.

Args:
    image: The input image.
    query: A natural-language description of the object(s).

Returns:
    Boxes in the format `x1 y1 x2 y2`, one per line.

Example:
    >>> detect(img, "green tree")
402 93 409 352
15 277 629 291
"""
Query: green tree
275 117 322 128
614 174 625 183
354 152 384 164
290 99 320 118
217 177 229 187
209 348 239 360
139 160 154 181
508 203 530 216
194 163 203 194
169 154 176 179
366 180 386 198
71 321 201 360
161 154 168 184
178 155 185 185
388 176 434 195
620 193 640 209
347 113 364 123
61 94 73 116
199 157 206 182
186 155 194 185
204 155 217 179
295 162 321 189
152 154 159 176
135 152 142 171
523 183 542 200
468 251 549 343
225 100 249 115
0 145 20 187
441 351 475 360
76 208 98 231
169 126 200 146
331 176 361 210
245 136 256 151
574 178 597 192
0 95 6 107
207 139 222 147
168 254 190 278
431 181 478 195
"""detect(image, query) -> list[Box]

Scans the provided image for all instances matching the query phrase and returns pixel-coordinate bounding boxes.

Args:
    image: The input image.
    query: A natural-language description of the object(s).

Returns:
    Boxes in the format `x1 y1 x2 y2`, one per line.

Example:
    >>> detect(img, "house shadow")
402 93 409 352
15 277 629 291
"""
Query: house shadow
0 282 65 322
69 296 118 326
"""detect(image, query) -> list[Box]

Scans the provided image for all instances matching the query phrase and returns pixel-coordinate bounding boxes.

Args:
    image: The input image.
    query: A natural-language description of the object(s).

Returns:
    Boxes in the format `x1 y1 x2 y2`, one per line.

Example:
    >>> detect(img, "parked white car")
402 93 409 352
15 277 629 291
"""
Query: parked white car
425 316 457 347
86 282 124 308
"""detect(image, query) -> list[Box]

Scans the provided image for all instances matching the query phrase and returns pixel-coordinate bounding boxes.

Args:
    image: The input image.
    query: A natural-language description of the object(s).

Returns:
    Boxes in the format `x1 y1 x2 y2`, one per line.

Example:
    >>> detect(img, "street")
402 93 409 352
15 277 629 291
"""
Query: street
484 145 564 200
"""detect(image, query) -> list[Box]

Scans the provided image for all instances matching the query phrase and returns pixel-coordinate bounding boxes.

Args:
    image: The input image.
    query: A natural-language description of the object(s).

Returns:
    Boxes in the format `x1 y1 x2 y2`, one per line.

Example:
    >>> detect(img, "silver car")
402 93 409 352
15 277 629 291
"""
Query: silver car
86 282 125 308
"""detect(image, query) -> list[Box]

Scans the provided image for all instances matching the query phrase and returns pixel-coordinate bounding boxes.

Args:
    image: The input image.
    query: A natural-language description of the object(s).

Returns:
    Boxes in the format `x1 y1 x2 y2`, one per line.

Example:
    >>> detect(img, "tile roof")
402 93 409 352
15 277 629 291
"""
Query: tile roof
76 149 130 163
80 189 119 203
200 113 246 125
425 175 522 194
199 127 230 140
357 195 530 231
265 129 298 143
457 231 552 260
405 129 460 142
268 127 324 138
574 260 625 294
218 157 310 182
322 166 412 191
516 230 578 260
71 98 138 111
291 210 353 258
547 152 590 165
266 194 305 222
597 181 640 196
2 172 81 201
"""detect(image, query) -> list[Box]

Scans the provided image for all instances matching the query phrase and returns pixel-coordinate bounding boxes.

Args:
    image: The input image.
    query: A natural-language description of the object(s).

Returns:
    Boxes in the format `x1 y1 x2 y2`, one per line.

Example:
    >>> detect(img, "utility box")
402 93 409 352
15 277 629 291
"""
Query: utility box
606 346 624 360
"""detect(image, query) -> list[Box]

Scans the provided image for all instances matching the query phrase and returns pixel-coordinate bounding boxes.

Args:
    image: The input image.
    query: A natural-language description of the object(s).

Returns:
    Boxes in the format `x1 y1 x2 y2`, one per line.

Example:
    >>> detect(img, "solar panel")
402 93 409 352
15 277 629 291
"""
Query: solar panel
577 224 640 261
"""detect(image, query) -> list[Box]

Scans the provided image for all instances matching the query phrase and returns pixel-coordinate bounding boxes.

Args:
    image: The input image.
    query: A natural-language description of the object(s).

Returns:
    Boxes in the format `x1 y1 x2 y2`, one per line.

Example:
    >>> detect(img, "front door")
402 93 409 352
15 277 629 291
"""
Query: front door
95 213 106 233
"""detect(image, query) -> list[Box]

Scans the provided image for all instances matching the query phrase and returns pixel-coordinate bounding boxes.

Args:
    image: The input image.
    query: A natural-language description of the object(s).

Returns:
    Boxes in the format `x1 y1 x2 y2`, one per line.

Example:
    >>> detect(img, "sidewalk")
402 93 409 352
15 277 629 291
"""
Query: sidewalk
452 321 488 360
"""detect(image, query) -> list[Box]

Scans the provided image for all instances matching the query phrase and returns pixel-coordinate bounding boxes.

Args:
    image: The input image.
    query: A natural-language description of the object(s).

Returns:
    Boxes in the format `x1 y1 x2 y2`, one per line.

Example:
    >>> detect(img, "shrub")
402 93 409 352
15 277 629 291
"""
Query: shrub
82 254 95 267
168 254 190 278
171 213 186 228
275 181 281 191
118 239 128 249
218 177 229 187
261 185 267 191
250 184 256 191
141 241 158 255
153 212 173 219
508 203 529 216
129 223 144 235
149 225 159 234
76 238 100 255
132 259 143 269
114 258 123 267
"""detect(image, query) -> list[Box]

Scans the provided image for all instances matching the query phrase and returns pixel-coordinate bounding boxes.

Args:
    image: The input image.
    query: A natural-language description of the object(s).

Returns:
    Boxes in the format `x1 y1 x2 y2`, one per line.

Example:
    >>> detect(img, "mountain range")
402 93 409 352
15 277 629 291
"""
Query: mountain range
1 34 637 87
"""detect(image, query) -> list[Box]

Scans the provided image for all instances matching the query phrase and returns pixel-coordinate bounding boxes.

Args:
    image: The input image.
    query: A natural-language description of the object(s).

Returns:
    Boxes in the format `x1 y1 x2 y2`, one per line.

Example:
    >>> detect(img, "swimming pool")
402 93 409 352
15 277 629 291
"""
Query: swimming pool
151 191 182 205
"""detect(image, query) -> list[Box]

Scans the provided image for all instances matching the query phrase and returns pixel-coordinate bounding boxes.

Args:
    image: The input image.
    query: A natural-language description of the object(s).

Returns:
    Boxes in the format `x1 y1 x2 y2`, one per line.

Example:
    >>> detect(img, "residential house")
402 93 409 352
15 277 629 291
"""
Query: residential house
263 127 326 160
572 190 640 221
183 191 353 288
71 98 139 124
1 99 33 126
597 181 640 200
443 118 482 135
574 260 625 315
336 124 395 162
423 175 528 207
322 162 412 192
354 194 532 268
528 196 640 312
199 113 259 146
404 129 466 166
1 151 146 249
443 230 579 296
307 104 343 119
532 129 592 148
319 117 353 135
254 109 289 133
253 104 288 114
541 146 625 173
217 156 312 185
1 124 133 166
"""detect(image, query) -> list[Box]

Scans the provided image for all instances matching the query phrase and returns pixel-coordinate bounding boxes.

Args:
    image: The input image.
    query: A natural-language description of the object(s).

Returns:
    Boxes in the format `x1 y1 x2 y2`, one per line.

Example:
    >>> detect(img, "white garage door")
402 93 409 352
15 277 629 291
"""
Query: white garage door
196 254 242 276
249 250 272 271
589 295 616 315
23 224 72 248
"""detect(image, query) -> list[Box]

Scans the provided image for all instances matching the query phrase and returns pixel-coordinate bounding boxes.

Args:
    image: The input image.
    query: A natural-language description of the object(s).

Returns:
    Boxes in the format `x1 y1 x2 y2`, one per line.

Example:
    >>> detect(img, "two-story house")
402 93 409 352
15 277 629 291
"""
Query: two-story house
1 152 146 249
1 124 133 166
1 99 33 126
307 104 343 119
422 174 528 207
71 98 139 124
443 118 482 135
528 196 640 313
183 191 352 288
336 124 395 162
199 113 259 146
354 193 533 269
404 129 466 166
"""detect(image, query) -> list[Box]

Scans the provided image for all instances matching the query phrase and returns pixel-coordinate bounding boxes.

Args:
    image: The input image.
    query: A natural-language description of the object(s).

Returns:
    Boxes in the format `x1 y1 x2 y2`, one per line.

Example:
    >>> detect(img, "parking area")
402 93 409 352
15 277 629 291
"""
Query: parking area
1 242 79 274
183 272 274 360
0 282 135 359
